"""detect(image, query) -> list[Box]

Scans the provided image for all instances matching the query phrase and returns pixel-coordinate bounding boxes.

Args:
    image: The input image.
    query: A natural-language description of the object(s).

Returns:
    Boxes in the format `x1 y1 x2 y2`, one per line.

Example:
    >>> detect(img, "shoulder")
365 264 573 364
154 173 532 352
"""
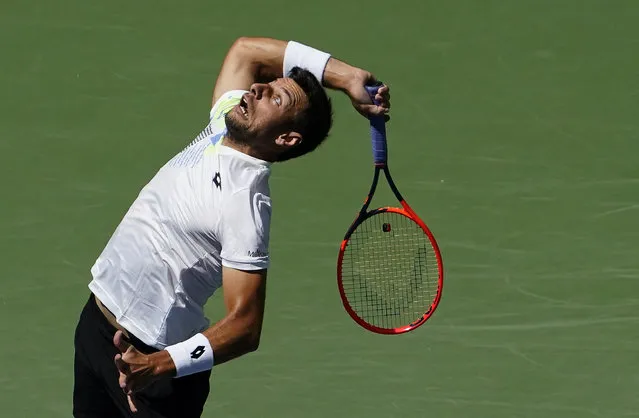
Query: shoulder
220 177 272 238
223 169 271 213
218 146 271 196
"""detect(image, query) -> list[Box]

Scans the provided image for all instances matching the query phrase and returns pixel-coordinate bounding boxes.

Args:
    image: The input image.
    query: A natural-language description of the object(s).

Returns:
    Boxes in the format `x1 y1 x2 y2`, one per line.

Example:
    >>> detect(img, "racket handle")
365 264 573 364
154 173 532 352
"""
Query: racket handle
365 84 387 165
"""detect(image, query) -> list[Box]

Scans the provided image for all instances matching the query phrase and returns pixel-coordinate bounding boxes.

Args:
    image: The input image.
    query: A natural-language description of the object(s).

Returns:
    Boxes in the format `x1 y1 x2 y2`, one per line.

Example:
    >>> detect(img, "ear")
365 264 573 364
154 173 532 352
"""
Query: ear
275 131 303 148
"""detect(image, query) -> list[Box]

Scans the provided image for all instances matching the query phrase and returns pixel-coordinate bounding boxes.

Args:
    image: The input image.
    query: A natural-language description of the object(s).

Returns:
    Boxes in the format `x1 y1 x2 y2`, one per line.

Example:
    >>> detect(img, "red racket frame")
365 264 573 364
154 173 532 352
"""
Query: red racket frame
336 165 444 335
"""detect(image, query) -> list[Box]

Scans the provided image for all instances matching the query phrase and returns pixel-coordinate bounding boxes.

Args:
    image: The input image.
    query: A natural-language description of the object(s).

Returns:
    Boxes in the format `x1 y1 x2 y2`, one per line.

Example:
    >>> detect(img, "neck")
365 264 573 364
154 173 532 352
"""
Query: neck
223 136 275 162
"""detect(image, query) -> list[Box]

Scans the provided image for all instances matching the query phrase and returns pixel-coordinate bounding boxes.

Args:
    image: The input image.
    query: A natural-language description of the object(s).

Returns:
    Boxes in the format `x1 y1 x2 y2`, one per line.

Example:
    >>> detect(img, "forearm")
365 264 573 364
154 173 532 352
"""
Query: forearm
200 310 261 365
153 301 263 378
152 313 260 378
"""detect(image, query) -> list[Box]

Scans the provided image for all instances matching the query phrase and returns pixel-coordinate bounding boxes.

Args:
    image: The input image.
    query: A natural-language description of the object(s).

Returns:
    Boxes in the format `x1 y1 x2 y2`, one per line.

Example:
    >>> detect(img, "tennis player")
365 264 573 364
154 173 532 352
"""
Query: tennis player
73 36 390 418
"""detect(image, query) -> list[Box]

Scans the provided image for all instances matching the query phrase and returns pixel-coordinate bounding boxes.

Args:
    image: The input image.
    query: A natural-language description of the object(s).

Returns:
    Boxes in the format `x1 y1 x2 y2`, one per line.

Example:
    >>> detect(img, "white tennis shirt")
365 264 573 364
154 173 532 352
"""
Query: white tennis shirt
88 90 272 349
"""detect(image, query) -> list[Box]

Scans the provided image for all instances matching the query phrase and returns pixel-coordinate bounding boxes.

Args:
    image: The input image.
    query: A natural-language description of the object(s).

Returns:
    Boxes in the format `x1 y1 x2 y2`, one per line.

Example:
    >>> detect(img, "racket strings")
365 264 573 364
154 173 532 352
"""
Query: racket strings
341 211 439 329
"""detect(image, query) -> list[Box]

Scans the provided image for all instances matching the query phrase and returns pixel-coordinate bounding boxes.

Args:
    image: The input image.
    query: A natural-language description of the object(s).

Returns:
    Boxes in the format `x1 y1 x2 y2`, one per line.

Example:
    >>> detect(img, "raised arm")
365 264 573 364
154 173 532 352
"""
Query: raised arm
212 37 390 118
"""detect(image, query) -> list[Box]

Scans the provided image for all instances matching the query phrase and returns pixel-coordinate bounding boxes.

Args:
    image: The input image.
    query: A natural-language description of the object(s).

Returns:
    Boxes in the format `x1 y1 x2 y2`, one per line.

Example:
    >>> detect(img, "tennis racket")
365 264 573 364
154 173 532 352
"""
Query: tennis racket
336 83 444 335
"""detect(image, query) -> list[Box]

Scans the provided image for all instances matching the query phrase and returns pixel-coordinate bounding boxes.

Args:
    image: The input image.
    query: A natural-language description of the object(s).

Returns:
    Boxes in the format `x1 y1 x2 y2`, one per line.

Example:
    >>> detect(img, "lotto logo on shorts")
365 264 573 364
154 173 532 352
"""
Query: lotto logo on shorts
190 346 206 359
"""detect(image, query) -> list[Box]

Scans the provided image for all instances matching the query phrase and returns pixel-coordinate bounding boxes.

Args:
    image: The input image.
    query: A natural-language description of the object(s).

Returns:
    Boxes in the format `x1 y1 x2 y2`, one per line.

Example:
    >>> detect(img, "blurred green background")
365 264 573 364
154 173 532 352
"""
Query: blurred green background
1 0 638 416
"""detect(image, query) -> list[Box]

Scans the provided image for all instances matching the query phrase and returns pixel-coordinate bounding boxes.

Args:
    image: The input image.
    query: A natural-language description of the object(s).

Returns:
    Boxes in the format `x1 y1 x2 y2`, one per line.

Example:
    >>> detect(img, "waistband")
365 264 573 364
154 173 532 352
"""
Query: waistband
89 293 159 354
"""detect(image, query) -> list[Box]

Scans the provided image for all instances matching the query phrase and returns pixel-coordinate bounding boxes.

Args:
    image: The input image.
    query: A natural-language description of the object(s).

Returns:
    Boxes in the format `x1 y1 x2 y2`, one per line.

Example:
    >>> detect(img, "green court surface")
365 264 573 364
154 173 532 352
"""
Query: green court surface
1 1 638 416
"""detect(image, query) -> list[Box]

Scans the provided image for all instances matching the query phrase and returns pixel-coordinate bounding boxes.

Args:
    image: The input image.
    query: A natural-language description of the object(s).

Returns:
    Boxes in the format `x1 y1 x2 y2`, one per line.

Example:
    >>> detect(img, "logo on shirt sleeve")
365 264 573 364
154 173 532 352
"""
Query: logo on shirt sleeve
247 249 268 258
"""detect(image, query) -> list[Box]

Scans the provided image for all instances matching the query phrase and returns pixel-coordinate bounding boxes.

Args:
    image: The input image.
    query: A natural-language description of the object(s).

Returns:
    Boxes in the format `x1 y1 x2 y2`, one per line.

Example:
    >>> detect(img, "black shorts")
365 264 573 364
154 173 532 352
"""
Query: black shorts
73 294 211 418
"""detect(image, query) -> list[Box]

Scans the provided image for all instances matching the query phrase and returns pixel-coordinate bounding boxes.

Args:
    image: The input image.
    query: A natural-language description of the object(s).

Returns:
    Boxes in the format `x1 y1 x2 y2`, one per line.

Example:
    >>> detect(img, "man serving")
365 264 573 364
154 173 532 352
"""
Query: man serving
73 37 391 418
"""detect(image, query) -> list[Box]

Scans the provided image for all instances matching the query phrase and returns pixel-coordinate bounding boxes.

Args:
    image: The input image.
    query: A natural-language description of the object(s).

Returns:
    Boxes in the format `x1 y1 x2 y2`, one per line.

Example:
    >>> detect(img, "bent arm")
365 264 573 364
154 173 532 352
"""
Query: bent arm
152 267 267 376
212 37 374 105
200 266 267 364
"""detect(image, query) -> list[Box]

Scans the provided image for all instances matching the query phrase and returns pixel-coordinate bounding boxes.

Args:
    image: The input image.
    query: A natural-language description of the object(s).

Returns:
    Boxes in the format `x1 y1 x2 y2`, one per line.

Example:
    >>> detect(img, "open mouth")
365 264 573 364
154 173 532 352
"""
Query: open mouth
239 95 249 118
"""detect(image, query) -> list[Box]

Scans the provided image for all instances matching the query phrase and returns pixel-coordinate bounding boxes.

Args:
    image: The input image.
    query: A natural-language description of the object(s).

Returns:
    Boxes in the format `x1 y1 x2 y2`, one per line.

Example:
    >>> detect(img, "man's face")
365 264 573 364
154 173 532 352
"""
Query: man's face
225 78 309 148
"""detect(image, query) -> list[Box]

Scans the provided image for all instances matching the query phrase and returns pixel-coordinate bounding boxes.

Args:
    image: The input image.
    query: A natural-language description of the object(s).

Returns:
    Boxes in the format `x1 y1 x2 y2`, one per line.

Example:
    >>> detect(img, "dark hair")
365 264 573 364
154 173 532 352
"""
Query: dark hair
277 67 333 162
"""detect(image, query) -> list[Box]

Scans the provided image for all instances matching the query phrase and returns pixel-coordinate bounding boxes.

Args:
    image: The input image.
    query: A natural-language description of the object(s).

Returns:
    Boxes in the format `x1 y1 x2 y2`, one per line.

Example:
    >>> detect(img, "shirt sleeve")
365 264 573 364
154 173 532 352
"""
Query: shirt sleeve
219 186 272 270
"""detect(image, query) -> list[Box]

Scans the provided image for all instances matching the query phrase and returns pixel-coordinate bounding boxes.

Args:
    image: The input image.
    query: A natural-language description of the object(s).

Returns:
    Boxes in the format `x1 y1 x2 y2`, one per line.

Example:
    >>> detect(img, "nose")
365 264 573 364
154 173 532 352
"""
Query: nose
249 83 271 100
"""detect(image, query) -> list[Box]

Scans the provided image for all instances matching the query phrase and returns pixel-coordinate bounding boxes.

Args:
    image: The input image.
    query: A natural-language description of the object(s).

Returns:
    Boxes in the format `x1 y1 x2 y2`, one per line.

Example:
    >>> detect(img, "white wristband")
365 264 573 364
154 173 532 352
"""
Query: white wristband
164 333 214 378
283 41 331 83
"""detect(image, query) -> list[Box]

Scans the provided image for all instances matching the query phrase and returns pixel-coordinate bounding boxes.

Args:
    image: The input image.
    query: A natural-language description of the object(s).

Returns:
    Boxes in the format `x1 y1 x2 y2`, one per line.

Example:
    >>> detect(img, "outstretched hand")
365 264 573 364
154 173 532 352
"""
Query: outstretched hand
344 71 391 121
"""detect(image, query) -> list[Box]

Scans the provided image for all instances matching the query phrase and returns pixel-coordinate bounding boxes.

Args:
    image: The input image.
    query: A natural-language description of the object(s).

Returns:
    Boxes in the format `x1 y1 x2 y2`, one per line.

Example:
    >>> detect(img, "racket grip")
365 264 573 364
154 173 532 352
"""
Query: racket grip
365 84 387 165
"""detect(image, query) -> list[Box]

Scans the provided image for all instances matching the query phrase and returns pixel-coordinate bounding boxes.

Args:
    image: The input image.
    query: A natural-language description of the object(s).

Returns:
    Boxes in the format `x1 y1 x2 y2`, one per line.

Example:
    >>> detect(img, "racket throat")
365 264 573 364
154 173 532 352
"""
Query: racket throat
382 166 406 204
360 168 382 214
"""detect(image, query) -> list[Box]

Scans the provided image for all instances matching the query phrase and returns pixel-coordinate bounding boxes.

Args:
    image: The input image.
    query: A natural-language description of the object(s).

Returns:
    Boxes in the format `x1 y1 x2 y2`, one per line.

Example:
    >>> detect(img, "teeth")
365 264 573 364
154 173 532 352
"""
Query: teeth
240 97 248 117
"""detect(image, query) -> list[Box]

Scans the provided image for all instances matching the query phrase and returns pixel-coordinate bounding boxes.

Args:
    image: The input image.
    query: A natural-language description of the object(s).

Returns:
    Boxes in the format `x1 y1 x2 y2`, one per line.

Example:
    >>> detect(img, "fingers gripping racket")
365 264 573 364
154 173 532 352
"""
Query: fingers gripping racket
337 84 444 335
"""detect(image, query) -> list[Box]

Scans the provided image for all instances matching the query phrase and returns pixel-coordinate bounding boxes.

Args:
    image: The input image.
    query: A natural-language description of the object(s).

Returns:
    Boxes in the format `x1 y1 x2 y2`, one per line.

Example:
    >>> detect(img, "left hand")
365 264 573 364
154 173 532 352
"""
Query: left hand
113 330 163 413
